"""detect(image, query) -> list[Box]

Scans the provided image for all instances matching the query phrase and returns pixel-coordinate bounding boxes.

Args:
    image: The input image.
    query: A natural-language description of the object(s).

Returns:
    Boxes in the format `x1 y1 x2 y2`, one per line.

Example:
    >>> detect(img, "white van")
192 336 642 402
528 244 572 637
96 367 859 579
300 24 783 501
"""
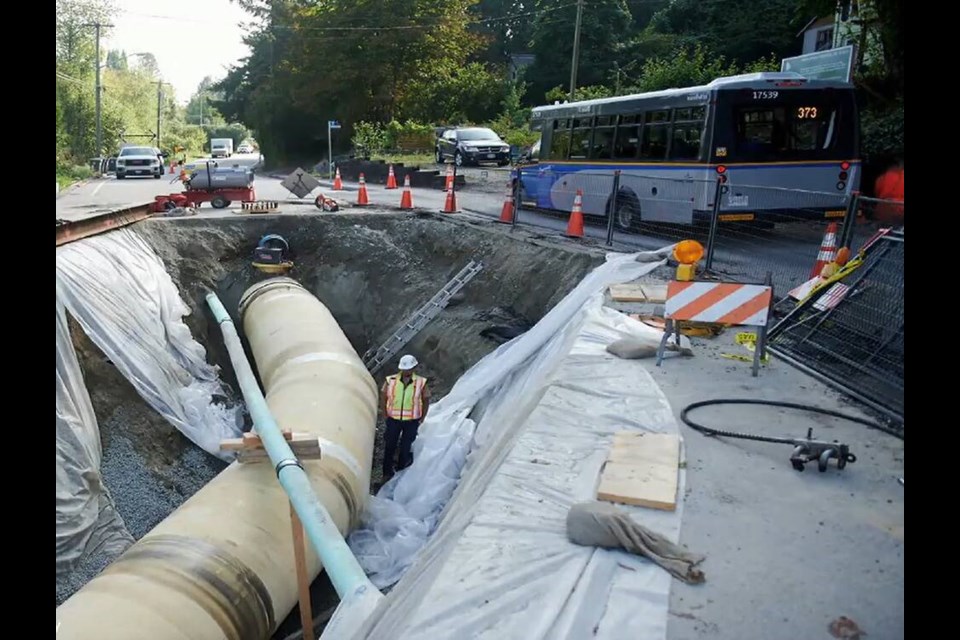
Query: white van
211 138 233 158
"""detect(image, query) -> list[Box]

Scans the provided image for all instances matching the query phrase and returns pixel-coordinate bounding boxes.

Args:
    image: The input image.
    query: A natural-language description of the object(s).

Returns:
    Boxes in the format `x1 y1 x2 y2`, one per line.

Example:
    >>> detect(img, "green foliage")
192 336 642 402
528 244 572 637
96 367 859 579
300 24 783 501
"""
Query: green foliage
217 0 487 164
526 0 634 104
400 63 507 125
649 0 801 68
544 85 614 104
56 0 211 165
860 101 904 163
351 122 390 156
56 163 94 188
631 44 740 93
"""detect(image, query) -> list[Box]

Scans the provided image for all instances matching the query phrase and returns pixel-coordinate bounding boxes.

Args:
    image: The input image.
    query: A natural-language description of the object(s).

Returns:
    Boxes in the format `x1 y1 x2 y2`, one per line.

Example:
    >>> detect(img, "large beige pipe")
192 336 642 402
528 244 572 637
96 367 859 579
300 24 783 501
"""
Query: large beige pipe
57 277 378 640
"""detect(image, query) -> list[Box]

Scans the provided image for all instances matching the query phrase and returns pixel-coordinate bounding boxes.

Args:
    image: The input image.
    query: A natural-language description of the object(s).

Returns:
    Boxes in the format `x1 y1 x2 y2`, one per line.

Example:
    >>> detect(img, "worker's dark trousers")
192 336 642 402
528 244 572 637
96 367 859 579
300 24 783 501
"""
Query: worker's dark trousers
383 417 421 478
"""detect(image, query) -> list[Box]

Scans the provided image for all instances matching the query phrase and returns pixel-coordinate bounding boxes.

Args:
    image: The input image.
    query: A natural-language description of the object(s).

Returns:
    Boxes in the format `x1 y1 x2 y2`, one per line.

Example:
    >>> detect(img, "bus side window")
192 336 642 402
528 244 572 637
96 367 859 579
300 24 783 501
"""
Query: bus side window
670 124 703 161
591 115 615 160
640 110 670 161
549 119 571 160
613 114 640 160
569 118 592 159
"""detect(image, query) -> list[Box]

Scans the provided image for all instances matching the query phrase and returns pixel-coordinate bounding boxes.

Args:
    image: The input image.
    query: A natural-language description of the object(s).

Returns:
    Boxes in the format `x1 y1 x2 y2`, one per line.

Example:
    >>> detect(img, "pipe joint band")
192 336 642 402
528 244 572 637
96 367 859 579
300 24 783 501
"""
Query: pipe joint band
275 458 304 478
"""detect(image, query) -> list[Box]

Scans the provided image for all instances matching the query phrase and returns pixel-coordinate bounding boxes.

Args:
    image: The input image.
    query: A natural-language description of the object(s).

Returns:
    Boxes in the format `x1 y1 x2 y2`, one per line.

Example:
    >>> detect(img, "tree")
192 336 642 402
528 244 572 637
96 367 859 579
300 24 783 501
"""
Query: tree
649 0 802 67
472 0 537 64
106 49 127 70
218 0 489 163
526 0 634 104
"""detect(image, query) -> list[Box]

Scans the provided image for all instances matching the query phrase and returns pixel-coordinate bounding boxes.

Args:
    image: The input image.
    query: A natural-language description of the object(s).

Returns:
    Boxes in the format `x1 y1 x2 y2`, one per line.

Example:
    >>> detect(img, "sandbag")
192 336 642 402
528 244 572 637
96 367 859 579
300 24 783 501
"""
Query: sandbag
606 338 658 360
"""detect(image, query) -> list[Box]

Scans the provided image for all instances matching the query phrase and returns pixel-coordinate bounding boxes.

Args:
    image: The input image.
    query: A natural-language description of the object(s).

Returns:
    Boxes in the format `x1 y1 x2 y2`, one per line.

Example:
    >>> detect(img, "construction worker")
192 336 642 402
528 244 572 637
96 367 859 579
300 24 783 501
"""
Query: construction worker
380 354 430 483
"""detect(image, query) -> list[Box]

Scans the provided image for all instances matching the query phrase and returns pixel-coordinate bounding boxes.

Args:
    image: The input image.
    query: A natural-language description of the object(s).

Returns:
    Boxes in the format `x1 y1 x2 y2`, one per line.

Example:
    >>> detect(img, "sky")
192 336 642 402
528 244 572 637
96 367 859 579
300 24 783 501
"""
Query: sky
105 0 253 103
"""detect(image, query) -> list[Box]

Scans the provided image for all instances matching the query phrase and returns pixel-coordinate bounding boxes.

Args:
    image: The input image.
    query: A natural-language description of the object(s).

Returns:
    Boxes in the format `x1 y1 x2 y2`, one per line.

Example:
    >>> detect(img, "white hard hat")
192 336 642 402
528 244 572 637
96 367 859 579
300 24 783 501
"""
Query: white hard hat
398 355 419 371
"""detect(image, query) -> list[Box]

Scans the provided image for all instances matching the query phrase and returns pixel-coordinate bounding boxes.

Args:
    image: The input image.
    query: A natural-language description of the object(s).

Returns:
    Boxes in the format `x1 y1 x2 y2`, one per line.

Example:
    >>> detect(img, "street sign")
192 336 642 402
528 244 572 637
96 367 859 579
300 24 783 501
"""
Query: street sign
781 45 855 83
328 120 341 130
280 168 320 199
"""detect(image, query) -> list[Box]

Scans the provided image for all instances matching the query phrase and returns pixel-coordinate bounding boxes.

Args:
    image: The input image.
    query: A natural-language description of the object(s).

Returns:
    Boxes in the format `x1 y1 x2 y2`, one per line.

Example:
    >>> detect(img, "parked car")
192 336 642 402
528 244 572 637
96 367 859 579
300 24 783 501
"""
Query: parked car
435 127 511 167
237 144 253 154
116 145 166 179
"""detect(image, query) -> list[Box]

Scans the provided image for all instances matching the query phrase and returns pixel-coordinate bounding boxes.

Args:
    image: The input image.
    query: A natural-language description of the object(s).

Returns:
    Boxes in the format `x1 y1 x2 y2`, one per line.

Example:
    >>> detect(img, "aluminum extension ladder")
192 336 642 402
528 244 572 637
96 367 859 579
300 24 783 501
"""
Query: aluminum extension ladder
363 260 484 374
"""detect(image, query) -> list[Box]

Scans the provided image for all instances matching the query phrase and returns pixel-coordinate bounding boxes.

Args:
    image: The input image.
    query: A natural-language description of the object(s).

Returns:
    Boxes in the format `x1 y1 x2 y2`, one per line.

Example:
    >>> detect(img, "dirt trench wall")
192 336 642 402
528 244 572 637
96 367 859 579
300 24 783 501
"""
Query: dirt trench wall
135 213 602 396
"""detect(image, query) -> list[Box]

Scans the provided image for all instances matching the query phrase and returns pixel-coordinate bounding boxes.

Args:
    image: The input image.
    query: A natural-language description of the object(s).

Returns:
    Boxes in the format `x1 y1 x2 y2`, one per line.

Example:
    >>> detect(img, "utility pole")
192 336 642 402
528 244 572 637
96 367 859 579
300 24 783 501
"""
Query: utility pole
84 22 112 160
568 0 585 101
157 79 163 150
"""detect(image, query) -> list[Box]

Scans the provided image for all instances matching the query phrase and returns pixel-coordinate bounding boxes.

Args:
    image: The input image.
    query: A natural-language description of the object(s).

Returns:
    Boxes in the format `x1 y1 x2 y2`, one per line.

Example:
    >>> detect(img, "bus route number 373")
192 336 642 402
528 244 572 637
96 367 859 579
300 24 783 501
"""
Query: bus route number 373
753 91 779 99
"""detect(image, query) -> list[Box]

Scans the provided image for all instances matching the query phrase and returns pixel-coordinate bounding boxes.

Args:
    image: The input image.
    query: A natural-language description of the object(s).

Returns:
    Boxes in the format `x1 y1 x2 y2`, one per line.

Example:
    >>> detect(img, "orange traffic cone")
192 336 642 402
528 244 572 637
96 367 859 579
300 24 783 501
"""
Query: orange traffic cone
810 222 838 277
442 182 458 214
386 165 398 189
333 168 343 191
497 182 515 224
357 173 370 206
399 174 413 209
565 190 585 238
445 164 454 191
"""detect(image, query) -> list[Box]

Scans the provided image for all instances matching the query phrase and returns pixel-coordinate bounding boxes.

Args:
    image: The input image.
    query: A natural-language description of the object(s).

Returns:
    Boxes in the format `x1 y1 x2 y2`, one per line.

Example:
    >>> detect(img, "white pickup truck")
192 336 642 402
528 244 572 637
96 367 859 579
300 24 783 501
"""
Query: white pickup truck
211 138 234 158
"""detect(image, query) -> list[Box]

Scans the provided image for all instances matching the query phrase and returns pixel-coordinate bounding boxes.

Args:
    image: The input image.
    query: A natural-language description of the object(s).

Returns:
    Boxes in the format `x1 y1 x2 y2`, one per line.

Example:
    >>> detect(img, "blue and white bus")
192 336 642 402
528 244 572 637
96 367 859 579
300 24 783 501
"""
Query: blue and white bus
517 72 860 230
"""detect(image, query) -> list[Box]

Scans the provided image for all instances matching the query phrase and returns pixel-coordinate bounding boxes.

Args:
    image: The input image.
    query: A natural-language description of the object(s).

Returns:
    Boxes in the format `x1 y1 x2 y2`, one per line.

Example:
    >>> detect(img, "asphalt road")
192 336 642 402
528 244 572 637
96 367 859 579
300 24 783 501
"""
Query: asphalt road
61 161 865 299
271 174 839 297
55 152 264 222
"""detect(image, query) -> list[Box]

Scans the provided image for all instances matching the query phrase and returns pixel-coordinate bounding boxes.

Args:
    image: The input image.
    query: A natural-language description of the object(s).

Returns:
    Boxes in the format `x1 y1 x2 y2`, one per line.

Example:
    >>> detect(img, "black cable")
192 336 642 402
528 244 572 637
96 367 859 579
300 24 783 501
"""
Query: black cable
680 399 902 441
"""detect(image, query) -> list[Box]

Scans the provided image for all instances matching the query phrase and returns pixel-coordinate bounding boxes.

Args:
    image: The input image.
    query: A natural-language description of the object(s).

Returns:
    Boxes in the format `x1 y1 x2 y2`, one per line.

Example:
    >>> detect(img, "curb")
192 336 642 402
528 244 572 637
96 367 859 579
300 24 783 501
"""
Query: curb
56 178 94 199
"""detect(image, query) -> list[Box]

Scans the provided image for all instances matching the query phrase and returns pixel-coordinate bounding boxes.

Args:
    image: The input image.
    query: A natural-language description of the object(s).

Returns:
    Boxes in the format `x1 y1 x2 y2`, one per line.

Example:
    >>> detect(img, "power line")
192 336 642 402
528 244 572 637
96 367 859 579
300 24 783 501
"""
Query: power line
120 3 583 33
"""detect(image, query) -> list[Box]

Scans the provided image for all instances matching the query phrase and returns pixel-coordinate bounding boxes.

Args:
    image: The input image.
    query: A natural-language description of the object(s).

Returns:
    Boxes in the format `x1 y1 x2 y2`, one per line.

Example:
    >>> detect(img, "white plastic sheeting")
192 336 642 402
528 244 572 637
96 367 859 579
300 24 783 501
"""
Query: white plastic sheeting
350 248 669 588
349 259 685 639
56 302 134 575
55 229 242 460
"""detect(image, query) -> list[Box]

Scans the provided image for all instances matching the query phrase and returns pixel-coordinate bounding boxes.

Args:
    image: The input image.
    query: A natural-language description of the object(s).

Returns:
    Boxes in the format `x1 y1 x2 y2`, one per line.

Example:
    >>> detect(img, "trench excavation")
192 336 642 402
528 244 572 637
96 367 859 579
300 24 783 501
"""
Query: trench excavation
56 212 603 638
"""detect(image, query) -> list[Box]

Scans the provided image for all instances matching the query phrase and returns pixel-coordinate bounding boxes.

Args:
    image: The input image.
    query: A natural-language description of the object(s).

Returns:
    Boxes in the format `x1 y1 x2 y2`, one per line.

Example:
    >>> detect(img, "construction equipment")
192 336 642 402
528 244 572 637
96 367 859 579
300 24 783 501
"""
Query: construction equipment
252 234 293 274
787 428 857 472
363 260 484 373
681 399 864 473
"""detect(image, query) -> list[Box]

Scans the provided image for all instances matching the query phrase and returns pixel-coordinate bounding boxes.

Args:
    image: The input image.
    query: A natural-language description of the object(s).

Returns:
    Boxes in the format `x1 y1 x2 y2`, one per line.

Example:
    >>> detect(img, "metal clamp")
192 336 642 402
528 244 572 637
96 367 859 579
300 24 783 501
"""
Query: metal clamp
275 458 304 478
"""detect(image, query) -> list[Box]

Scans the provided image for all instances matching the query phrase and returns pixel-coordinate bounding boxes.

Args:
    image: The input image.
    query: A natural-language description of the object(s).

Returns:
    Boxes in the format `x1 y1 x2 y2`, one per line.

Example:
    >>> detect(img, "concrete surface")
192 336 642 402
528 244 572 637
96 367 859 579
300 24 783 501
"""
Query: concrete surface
627 303 904 640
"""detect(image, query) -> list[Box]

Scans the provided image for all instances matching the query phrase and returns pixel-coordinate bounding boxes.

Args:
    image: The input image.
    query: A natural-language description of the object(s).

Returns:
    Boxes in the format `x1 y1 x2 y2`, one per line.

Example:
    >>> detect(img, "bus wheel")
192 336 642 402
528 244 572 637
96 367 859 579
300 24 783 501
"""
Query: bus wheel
616 198 640 231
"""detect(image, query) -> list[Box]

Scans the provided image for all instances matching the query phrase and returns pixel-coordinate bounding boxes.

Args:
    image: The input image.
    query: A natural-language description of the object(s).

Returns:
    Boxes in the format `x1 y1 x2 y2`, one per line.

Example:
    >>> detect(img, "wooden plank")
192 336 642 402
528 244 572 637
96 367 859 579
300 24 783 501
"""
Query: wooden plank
640 283 668 303
609 283 648 302
607 433 679 466
597 462 678 511
597 431 679 511
290 503 315 640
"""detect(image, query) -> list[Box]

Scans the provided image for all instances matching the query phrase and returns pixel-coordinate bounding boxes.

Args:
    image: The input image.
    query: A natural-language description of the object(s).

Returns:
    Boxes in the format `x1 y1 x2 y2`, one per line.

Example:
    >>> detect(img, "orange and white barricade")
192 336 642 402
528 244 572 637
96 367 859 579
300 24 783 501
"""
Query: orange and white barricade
657 280 774 376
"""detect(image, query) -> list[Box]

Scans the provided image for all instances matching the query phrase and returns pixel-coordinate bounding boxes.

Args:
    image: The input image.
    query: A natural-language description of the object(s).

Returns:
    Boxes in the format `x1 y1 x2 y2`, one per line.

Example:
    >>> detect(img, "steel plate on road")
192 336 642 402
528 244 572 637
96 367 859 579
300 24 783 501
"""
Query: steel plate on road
280 168 320 199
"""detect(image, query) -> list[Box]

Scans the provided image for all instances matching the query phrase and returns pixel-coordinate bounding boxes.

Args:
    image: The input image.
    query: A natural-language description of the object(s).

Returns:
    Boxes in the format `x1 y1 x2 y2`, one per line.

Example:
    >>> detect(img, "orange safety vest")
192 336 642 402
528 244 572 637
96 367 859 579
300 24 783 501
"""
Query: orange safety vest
385 373 427 421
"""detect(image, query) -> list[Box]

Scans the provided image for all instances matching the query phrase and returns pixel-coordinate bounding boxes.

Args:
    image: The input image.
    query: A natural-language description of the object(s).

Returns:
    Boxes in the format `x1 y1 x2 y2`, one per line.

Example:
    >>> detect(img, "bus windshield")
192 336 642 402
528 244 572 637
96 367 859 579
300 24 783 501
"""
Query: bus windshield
719 89 857 162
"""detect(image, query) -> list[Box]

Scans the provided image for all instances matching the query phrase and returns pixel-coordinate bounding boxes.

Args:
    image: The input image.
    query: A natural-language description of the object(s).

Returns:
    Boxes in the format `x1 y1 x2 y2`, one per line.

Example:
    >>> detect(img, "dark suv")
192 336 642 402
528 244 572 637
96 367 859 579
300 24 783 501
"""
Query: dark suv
435 127 511 167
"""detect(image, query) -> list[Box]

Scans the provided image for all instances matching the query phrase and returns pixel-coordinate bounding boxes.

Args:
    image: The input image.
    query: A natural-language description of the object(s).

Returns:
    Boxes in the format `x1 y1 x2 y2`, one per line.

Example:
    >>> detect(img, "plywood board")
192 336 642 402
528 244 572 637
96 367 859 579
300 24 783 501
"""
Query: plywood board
609 283 669 303
597 431 679 511
609 284 647 302
639 283 668 303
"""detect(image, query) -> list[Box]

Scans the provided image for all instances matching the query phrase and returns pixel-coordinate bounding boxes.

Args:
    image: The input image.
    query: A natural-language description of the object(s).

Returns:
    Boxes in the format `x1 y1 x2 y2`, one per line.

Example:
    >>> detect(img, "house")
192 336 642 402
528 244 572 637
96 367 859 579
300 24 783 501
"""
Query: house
797 1 878 63
508 54 535 82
